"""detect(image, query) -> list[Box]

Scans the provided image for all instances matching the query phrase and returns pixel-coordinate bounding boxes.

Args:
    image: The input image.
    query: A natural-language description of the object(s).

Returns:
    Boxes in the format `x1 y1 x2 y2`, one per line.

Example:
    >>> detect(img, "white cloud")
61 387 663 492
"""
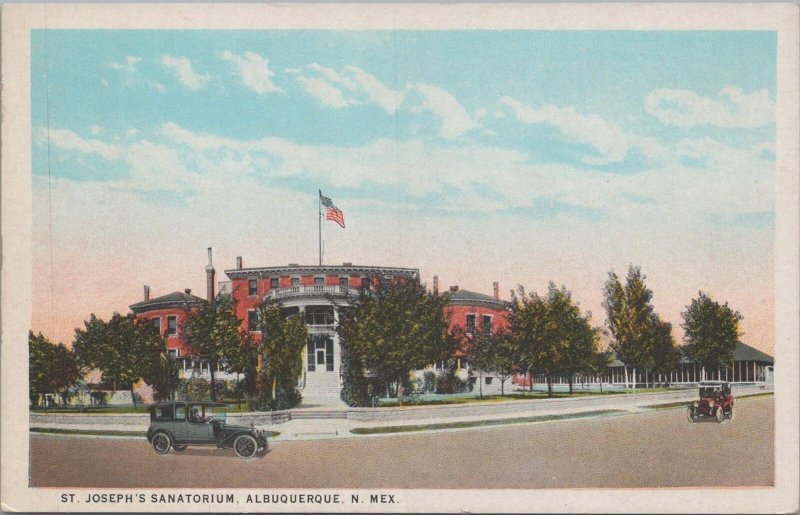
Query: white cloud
39 128 121 160
160 55 212 90
220 51 282 94
292 64 404 114
43 122 775 229
500 96 629 165
408 83 481 139
90 125 104 135
295 76 349 108
645 87 774 128
109 56 141 73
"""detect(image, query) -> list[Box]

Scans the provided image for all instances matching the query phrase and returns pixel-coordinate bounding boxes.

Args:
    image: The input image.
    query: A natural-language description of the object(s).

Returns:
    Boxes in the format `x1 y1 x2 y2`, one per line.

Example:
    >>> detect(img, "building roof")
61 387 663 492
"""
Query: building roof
225 263 419 280
129 291 207 313
607 341 774 368
447 288 508 309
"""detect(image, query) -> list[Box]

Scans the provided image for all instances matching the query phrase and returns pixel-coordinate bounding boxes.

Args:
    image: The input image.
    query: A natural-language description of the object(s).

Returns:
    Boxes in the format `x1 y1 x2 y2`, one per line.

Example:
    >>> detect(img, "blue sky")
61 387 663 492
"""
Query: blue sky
31 29 777 351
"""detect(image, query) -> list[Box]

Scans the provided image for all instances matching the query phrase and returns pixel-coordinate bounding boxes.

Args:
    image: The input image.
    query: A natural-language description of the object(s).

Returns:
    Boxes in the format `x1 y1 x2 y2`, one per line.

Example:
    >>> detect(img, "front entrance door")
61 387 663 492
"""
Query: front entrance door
307 337 334 372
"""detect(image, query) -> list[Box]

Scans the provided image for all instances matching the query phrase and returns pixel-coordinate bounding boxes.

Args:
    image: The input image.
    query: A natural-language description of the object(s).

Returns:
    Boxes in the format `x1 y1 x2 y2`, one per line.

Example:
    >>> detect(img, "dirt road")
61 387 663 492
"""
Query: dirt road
30 396 773 488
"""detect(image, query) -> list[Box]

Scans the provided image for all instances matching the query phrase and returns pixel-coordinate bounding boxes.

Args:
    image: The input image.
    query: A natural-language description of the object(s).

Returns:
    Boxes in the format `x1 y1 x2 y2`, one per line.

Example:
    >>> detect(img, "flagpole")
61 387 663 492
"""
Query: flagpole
318 190 322 266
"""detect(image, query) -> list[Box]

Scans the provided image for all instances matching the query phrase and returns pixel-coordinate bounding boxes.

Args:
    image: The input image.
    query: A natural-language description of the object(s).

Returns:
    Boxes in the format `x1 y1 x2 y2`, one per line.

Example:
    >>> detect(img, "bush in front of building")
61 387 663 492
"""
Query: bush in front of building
178 378 210 401
435 362 468 394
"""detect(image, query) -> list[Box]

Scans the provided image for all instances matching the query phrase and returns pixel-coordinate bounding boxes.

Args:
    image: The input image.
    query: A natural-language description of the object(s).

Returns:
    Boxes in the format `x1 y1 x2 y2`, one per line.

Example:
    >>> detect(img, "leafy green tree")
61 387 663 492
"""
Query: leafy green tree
183 297 245 401
511 283 597 397
588 349 613 393
256 302 307 409
603 266 676 388
224 331 259 401
73 313 153 406
487 330 517 396
681 291 742 378
29 331 80 407
336 278 455 405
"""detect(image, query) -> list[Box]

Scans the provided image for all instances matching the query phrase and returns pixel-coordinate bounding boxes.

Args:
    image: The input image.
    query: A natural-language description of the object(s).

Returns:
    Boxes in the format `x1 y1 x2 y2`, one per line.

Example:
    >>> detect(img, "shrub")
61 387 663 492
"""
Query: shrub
422 371 436 393
178 378 210 401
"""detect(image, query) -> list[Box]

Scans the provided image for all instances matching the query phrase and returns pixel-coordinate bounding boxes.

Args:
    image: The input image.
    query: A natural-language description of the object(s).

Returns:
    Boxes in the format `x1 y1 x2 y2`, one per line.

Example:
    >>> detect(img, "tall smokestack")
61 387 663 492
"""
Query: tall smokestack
144 285 150 301
206 247 216 302
493 281 499 300
433 275 439 296
236 256 243 270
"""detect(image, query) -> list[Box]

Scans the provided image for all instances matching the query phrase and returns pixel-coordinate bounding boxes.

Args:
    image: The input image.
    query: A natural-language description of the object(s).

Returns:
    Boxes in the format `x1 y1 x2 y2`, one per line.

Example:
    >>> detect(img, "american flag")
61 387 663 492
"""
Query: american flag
319 191 345 228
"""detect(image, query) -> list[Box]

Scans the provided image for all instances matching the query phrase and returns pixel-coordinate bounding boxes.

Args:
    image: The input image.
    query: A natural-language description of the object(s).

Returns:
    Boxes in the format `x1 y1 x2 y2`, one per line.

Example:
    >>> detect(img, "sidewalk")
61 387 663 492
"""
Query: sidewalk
30 385 772 441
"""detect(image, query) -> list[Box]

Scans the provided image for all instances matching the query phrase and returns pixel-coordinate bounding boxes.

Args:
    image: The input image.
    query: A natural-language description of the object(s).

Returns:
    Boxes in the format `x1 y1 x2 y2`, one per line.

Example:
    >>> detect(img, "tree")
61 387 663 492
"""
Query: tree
336 277 455 406
467 329 493 398
603 266 676 388
511 283 597 397
74 313 174 406
29 331 80 407
73 313 156 407
681 291 742 379
487 330 517 396
183 297 244 401
256 302 307 409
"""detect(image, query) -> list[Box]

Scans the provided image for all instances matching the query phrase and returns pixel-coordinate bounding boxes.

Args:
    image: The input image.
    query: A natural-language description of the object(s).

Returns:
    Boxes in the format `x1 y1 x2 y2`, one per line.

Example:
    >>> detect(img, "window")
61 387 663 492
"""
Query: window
339 276 349 289
291 277 300 287
167 349 180 358
166 316 178 336
270 277 279 289
466 314 476 334
305 305 334 326
153 405 174 421
485 377 493 385
314 277 324 286
306 340 315 372
152 317 161 334
361 277 371 290
248 279 258 296
248 310 259 332
175 405 186 421
482 315 493 335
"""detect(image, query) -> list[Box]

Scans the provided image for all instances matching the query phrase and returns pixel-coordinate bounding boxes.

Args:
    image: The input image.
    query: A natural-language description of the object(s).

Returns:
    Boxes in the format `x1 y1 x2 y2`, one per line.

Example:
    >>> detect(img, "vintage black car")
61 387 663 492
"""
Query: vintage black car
147 401 267 459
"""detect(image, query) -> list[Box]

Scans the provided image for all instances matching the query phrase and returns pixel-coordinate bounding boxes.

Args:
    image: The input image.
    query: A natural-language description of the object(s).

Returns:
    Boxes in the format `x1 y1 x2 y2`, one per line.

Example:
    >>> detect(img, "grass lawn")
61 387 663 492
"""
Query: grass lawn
31 399 252 415
30 427 281 438
376 387 688 407
350 409 625 434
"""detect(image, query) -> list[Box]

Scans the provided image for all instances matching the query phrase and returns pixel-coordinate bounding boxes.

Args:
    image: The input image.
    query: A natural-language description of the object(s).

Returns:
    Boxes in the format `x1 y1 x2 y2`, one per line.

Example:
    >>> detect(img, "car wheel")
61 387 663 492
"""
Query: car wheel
173 444 188 451
234 434 258 459
151 432 172 454
727 406 734 420
715 406 725 423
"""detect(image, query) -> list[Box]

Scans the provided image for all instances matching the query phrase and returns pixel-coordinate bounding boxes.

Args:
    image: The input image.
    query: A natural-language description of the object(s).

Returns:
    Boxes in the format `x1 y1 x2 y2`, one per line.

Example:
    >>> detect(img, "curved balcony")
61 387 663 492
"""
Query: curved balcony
265 284 357 301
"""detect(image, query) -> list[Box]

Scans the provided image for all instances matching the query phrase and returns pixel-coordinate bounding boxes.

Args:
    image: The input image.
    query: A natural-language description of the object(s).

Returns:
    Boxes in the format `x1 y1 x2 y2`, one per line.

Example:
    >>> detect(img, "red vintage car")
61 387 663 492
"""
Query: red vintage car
687 381 734 423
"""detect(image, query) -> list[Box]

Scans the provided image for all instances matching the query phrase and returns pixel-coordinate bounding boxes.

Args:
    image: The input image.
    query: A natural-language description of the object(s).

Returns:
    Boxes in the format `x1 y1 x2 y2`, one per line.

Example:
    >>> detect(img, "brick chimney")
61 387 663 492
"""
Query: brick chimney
144 285 150 301
236 256 243 270
433 275 439 296
184 288 192 295
493 281 499 300
206 247 215 302
450 285 459 292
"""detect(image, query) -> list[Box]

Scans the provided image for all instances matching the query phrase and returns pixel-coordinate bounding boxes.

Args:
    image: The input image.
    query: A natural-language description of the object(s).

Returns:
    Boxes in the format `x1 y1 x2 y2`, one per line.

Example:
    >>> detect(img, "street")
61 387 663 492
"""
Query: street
30 396 773 488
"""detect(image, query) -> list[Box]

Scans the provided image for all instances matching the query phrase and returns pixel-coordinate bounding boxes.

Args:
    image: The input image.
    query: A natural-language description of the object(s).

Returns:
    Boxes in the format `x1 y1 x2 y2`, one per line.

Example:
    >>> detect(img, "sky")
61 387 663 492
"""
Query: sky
31 30 776 355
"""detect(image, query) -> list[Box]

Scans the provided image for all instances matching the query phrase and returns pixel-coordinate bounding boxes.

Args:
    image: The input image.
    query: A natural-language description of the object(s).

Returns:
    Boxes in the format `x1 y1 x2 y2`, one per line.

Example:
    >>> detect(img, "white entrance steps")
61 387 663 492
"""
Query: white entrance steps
301 370 346 408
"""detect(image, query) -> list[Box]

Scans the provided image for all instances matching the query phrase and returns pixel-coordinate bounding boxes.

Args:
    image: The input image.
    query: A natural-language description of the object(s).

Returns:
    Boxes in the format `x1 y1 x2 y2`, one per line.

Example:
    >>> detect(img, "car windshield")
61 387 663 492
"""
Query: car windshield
700 387 721 397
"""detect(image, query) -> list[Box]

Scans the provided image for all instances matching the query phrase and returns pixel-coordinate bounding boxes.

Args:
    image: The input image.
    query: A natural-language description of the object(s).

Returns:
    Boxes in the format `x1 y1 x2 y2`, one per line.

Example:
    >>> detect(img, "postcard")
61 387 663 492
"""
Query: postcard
1 3 798 513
